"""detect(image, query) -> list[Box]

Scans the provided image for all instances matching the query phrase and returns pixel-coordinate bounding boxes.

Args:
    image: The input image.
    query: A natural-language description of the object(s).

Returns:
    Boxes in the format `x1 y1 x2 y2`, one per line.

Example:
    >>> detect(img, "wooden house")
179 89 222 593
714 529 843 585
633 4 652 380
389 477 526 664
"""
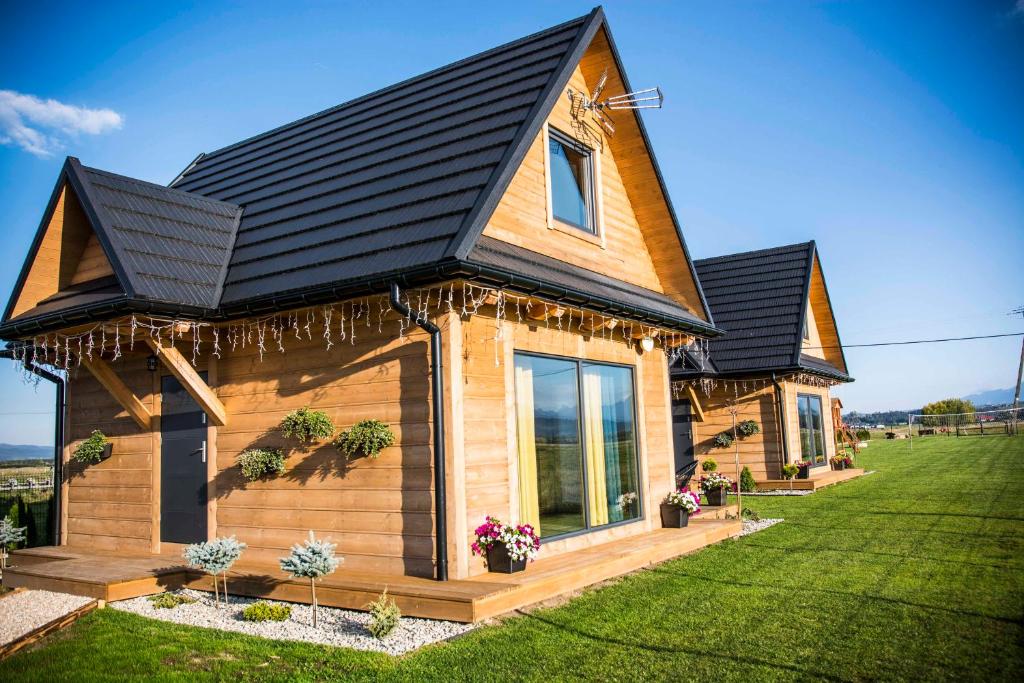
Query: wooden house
0 9 741 614
669 242 854 485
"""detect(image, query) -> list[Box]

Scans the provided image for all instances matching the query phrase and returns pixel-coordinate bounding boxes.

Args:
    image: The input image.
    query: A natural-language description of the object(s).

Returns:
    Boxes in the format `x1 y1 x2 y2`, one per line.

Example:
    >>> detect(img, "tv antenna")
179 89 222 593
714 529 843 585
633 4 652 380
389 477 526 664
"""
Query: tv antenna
568 68 664 135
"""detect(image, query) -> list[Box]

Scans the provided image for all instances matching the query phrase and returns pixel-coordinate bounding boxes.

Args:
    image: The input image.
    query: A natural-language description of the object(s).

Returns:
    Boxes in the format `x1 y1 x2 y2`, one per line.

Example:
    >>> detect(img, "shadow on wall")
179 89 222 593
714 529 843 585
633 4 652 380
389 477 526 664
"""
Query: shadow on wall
210 340 435 578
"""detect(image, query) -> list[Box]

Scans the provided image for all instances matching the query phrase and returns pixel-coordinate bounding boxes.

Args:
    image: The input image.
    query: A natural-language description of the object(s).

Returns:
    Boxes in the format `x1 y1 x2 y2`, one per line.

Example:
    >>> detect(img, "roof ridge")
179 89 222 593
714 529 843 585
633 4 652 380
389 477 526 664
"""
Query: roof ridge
695 241 814 266
189 12 592 166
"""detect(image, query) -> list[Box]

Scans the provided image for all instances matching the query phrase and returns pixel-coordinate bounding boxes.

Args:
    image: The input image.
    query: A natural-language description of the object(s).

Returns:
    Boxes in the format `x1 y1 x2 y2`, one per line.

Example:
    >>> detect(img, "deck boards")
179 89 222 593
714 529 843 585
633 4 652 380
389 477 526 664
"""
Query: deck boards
754 467 865 491
3 518 741 622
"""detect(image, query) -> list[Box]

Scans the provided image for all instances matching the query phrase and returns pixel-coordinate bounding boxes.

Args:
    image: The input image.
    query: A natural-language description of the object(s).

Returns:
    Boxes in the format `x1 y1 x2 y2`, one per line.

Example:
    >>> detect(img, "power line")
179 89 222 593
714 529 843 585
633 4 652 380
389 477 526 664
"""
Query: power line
804 331 1024 350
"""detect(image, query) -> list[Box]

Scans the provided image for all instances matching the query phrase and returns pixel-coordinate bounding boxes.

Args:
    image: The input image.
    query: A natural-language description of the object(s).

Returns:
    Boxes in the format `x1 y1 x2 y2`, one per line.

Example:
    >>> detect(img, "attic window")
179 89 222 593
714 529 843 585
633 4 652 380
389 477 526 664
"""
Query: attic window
548 128 596 234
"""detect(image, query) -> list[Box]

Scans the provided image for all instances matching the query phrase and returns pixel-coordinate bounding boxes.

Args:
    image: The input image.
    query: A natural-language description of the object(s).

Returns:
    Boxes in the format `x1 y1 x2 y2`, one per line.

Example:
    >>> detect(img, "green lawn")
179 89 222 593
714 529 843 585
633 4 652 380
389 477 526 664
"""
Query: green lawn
3 437 1023 681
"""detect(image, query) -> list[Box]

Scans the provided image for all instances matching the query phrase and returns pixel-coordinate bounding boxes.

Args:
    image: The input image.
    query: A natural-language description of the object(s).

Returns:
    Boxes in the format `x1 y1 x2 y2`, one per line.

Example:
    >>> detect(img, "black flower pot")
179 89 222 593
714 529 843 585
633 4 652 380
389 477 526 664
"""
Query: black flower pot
831 461 845 471
100 443 113 461
660 503 690 528
485 544 526 574
705 488 728 506
797 466 810 480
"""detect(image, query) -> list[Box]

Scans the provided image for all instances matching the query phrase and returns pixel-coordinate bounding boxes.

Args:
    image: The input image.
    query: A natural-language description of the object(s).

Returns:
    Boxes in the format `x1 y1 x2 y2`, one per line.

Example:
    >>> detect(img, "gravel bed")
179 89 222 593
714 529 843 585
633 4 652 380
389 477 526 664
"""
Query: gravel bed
740 518 783 536
0 589 95 646
111 589 474 655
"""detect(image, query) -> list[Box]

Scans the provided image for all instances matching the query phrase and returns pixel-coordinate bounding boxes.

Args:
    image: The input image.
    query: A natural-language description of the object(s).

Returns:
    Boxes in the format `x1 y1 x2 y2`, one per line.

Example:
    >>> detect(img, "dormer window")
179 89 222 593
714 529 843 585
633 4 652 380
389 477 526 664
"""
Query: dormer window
548 128 596 234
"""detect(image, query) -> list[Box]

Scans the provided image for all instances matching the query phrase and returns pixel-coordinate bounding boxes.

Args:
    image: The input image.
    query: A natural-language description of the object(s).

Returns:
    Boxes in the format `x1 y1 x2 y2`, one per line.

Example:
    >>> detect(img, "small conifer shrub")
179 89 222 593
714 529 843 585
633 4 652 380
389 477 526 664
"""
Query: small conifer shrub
242 601 292 622
366 589 401 639
280 531 341 628
183 536 247 608
280 407 335 444
238 448 286 482
71 430 110 464
740 466 757 492
335 420 395 459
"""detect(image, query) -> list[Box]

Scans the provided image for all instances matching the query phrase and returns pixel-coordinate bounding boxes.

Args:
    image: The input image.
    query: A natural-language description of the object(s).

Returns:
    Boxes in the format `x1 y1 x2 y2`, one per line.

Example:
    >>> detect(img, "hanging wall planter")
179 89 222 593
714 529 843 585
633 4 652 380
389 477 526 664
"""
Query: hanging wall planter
71 431 112 465
280 407 336 446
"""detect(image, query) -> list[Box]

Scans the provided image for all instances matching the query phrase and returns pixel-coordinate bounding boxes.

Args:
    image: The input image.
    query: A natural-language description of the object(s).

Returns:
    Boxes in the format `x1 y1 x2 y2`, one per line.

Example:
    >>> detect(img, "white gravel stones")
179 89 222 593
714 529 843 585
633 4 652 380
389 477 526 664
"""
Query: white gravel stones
740 518 783 536
111 589 474 655
743 489 813 496
0 589 94 646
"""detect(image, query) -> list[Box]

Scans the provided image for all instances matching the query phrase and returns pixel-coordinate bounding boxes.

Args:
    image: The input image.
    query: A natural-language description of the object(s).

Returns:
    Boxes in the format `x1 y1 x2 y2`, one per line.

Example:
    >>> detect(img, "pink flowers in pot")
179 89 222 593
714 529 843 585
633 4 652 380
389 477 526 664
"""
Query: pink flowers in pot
471 516 541 563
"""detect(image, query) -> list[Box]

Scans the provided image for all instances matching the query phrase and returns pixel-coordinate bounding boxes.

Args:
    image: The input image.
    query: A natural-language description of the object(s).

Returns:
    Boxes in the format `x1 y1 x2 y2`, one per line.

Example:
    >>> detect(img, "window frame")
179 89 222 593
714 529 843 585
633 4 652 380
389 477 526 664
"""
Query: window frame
544 126 600 239
797 392 827 464
513 350 644 543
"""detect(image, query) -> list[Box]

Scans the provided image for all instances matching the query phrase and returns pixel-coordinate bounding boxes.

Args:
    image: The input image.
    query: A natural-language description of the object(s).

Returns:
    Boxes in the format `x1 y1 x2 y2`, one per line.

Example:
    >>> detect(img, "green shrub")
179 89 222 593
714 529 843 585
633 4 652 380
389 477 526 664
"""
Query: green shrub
238 448 286 482
280 407 335 444
366 589 401 639
148 593 196 609
781 464 799 480
701 458 718 473
737 420 761 437
856 429 871 441
242 601 292 622
740 466 757 492
335 420 395 459
71 431 109 464
713 432 734 449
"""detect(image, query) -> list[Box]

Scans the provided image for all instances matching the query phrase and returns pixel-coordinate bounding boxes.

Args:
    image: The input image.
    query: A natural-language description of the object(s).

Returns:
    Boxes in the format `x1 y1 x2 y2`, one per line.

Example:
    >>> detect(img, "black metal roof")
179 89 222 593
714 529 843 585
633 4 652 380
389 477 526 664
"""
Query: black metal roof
674 241 851 381
1 8 718 340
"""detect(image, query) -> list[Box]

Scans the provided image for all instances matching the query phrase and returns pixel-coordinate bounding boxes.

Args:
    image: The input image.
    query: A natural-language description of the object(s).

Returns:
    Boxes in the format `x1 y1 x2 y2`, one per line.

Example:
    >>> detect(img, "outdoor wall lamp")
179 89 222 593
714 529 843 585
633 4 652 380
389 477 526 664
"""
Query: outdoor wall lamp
146 354 158 372
639 336 655 353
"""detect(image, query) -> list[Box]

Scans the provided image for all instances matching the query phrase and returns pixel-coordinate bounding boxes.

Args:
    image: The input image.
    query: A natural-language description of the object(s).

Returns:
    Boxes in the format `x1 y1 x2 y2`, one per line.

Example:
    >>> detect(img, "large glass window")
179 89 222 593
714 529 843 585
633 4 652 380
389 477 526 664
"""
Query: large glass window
797 394 826 464
514 353 641 540
548 128 595 233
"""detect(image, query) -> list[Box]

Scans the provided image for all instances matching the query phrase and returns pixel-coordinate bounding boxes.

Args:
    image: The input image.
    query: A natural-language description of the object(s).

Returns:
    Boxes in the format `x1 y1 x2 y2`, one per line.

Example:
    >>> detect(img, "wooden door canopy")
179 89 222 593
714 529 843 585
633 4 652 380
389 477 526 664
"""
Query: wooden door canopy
80 356 152 430
144 338 227 427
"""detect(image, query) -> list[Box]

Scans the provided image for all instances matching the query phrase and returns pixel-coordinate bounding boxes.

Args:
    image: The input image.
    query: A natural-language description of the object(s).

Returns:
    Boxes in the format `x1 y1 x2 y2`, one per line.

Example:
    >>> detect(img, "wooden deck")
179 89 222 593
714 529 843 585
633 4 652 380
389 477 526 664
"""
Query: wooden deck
2 512 741 623
755 467 866 491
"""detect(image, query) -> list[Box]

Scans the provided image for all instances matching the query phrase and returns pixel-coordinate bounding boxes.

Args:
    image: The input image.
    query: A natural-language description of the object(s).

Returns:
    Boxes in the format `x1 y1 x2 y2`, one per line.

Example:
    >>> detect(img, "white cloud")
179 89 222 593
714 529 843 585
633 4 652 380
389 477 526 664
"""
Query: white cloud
1012 0 1024 17
0 90 123 157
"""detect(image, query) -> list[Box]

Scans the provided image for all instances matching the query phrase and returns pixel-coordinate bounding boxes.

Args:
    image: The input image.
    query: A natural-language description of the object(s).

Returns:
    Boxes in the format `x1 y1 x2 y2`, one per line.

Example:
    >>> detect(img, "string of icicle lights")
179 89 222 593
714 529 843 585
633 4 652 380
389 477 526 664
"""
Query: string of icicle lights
672 372 844 400
9 282 710 382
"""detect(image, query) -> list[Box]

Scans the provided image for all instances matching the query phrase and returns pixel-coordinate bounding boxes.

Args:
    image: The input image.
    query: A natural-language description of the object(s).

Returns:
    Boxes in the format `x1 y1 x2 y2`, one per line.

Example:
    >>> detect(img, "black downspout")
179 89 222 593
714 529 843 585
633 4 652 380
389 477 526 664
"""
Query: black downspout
388 283 448 581
0 350 64 546
772 372 790 474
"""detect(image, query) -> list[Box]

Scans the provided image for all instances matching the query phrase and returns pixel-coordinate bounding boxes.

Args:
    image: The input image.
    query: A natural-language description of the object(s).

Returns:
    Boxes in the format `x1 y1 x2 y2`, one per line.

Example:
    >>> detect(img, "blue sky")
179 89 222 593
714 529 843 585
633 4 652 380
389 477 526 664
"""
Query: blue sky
1 1 1022 444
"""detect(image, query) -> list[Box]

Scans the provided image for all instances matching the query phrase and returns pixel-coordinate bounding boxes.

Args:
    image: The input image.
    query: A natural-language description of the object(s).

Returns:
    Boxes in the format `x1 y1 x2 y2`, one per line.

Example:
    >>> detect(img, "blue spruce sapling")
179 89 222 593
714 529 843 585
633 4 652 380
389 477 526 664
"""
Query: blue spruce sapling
279 531 341 628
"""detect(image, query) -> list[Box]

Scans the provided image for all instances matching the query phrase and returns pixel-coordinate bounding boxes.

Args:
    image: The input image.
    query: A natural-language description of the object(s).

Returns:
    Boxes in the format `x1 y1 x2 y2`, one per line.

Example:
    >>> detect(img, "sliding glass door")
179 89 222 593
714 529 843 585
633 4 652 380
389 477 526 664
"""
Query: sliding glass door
797 394 826 464
514 353 642 540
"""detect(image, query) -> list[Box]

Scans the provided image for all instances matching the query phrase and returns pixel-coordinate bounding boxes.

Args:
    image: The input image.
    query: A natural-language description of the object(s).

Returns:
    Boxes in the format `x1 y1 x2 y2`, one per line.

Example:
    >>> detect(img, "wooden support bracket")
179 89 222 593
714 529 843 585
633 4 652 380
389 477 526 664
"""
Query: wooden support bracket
582 316 618 333
525 302 565 321
686 384 706 422
144 338 228 427
81 356 152 430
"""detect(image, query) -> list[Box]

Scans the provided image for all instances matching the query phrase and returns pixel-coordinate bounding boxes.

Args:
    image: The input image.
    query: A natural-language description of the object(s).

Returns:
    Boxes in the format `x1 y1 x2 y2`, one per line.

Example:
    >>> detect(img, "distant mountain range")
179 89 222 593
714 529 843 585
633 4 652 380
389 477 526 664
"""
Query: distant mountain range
962 387 1019 407
0 443 52 462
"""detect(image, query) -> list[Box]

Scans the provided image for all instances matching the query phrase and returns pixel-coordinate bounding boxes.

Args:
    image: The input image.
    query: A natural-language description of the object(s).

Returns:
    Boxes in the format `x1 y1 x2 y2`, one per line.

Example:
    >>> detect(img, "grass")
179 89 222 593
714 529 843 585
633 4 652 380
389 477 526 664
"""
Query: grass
2 436 1022 681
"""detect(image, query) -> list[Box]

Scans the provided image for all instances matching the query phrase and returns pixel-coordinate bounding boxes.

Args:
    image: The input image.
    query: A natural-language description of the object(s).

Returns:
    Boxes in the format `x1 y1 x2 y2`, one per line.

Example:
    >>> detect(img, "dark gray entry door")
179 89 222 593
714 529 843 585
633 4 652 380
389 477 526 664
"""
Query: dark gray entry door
160 374 207 544
671 398 695 474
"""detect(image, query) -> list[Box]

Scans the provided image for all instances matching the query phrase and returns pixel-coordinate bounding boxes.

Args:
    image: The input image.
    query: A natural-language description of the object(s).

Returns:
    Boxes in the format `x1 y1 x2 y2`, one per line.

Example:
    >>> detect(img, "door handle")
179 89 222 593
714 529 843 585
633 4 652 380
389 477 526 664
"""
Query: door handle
201 442 207 464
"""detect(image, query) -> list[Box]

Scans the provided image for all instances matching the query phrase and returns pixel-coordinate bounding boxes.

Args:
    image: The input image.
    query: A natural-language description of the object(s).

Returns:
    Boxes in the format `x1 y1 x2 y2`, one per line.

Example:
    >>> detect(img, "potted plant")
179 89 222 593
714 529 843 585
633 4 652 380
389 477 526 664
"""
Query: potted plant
843 455 855 469
238 448 286 481
737 420 761 437
781 464 799 491
470 516 540 573
830 455 846 471
71 430 112 465
700 472 733 506
701 458 718 473
713 431 734 449
334 419 395 459
796 461 812 479
280 407 335 445
660 489 701 528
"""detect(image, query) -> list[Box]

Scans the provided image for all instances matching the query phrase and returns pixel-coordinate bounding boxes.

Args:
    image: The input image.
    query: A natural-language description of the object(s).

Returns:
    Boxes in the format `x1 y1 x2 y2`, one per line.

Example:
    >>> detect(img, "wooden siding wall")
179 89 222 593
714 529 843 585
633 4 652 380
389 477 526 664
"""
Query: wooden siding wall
64 355 156 553
783 381 836 463
691 383 785 481
457 309 675 578
807 257 847 373
212 320 435 576
801 296 827 361
10 186 95 319
69 233 114 286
